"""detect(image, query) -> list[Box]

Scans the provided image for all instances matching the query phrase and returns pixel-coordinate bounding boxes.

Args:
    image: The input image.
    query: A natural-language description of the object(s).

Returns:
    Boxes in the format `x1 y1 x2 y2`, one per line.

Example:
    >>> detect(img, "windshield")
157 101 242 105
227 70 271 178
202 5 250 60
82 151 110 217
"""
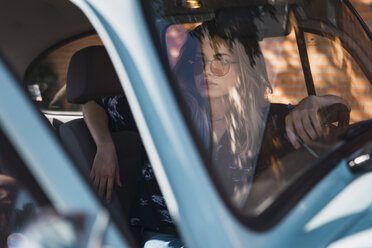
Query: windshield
145 0 372 227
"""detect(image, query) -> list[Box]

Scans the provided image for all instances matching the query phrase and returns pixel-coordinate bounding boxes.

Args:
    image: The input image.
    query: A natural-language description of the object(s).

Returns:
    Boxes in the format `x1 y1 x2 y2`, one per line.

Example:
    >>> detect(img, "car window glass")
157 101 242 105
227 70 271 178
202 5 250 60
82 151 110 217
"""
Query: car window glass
148 0 372 227
350 1 372 31
305 33 372 123
24 34 103 112
162 4 313 211
166 24 308 106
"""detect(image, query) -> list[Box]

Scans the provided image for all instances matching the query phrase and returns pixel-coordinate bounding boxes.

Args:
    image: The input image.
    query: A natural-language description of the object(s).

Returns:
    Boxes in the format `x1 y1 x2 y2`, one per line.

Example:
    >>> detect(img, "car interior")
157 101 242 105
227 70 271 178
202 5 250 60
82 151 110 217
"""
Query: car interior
1 0 372 246
0 0 144 246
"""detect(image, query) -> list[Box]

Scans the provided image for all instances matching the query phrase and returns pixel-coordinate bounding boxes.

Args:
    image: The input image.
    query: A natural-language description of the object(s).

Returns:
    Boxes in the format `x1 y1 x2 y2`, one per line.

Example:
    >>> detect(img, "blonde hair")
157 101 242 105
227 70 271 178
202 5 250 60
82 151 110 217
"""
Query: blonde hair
175 27 273 164
226 40 272 164
202 34 272 169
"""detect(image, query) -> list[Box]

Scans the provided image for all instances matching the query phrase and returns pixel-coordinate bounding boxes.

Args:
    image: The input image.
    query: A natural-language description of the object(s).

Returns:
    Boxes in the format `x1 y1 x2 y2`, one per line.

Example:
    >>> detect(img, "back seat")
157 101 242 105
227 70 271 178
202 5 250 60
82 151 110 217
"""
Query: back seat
59 45 142 222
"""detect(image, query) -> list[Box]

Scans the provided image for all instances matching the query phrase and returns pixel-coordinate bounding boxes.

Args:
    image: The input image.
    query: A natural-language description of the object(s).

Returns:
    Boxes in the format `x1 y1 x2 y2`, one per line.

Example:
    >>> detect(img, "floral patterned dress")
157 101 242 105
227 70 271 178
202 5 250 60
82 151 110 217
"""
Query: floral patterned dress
95 96 176 235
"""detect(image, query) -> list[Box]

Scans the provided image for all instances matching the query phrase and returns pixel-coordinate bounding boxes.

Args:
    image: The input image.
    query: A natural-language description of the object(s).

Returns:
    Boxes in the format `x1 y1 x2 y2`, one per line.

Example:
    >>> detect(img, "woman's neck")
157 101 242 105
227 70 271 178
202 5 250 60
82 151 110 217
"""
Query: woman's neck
209 97 228 120
209 97 229 143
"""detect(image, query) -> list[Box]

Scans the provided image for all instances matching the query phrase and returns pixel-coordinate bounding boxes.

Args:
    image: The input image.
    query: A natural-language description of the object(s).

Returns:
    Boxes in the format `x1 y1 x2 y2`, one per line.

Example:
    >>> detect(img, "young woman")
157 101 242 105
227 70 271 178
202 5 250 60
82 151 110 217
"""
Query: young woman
83 17 350 246
174 19 350 205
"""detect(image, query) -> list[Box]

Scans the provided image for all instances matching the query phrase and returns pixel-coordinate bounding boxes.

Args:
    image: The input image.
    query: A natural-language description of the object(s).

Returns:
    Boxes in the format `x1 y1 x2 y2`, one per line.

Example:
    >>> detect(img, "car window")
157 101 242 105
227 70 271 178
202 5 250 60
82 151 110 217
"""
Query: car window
350 1 372 31
305 33 372 123
24 34 103 112
146 0 372 229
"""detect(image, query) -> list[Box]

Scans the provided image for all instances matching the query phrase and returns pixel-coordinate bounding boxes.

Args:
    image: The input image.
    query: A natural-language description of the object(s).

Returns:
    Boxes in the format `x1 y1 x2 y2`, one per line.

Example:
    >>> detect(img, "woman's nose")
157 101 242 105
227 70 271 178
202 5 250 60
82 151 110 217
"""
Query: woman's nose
203 60 213 76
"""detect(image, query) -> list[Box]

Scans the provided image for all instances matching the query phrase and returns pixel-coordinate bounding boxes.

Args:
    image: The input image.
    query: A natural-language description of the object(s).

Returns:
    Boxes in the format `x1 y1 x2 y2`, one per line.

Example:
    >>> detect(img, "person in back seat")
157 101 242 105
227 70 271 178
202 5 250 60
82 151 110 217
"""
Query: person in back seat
83 96 179 244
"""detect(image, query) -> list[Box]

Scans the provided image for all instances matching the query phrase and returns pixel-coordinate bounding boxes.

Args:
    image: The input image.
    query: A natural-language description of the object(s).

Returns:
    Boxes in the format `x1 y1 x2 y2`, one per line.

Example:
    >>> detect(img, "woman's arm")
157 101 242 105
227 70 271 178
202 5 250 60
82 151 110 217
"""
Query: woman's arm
285 95 350 149
83 100 121 203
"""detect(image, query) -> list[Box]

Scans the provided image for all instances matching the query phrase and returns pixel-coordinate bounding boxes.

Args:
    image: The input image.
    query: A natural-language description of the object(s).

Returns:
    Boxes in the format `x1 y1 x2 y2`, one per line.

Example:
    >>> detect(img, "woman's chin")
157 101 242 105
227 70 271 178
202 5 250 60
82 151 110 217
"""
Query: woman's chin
197 87 225 99
198 90 209 98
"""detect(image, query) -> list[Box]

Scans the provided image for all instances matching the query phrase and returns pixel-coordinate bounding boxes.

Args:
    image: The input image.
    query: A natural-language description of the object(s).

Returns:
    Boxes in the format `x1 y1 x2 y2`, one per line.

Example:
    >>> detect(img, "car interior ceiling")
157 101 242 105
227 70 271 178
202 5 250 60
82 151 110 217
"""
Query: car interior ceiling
0 0 92 78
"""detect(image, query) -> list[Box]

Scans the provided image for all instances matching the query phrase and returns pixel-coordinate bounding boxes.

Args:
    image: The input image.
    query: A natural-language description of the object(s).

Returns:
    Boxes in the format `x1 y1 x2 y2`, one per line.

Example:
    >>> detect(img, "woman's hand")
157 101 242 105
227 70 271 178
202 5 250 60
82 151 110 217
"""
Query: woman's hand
285 95 350 149
90 142 121 203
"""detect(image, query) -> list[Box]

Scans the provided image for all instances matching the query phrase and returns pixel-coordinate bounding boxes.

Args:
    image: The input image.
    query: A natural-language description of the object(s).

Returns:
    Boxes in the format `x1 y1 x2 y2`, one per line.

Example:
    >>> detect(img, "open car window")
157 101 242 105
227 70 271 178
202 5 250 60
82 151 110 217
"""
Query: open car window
24 34 102 113
145 0 372 229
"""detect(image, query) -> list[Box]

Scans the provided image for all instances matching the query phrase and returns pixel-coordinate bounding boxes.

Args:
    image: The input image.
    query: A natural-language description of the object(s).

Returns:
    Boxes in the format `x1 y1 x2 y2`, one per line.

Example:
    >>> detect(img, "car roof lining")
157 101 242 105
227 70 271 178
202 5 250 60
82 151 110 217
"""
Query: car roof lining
0 0 93 79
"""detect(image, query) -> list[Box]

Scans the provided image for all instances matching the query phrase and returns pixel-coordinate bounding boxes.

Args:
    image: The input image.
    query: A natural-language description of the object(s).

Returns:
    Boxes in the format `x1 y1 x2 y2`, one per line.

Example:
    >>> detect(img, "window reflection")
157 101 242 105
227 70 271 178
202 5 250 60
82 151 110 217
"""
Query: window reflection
306 33 372 123
173 12 277 205
167 4 354 211
145 0 372 233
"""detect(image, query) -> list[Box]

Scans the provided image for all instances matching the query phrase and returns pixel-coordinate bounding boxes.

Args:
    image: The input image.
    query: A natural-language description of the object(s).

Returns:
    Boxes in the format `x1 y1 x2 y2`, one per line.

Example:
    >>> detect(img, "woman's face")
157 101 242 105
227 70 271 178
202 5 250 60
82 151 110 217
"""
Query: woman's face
194 36 239 99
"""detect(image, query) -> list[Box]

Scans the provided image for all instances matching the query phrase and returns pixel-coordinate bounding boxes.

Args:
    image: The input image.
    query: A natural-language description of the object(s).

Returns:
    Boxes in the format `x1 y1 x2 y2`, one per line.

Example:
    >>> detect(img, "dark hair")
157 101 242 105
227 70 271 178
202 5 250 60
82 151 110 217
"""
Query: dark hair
189 7 268 67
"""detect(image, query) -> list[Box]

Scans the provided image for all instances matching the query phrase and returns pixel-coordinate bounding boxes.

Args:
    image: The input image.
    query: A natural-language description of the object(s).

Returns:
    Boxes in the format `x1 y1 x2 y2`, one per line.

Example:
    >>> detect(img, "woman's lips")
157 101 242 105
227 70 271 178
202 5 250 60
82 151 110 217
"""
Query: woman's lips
200 81 217 88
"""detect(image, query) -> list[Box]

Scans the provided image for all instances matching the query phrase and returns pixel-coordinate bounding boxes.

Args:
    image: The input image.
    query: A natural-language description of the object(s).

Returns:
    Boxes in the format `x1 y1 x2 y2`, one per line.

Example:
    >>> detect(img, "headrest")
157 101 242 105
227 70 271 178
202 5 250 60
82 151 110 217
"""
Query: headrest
66 46 123 104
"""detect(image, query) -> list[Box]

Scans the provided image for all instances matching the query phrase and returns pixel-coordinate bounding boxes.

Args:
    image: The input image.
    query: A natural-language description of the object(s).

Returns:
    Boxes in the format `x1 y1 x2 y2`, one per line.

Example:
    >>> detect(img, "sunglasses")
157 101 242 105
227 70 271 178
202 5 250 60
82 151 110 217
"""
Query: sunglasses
190 56 238 77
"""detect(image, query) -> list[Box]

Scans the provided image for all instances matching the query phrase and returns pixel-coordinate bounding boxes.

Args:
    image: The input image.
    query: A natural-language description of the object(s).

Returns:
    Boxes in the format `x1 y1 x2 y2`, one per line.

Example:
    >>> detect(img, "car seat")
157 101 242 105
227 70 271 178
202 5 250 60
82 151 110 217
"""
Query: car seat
59 45 142 223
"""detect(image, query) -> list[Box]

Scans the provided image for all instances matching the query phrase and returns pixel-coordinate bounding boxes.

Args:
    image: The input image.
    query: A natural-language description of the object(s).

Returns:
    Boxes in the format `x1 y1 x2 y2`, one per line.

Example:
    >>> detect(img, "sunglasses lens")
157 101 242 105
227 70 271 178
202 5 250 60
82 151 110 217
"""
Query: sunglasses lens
211 61 229 76
192 58 231 76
